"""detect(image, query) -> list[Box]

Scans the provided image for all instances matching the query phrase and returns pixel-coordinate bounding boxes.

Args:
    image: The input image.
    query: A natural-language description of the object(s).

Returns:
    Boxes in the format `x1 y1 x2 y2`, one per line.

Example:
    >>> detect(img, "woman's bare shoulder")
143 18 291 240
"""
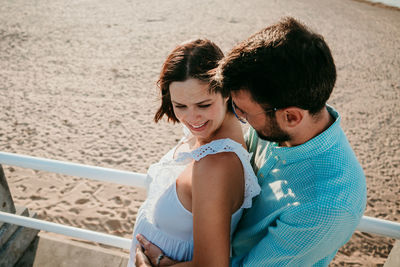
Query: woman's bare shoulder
192 152 244 183
191 150 245 212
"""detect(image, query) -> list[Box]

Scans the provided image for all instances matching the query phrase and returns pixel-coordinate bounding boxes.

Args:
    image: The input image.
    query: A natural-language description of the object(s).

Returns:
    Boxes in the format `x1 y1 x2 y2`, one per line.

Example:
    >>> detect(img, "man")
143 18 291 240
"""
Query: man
217 16 367 266
137 17 367 266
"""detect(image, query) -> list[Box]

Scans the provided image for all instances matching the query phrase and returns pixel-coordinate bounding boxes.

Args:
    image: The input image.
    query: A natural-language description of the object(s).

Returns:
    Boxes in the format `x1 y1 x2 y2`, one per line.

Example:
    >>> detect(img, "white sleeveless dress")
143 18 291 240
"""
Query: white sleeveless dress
127 134 261 266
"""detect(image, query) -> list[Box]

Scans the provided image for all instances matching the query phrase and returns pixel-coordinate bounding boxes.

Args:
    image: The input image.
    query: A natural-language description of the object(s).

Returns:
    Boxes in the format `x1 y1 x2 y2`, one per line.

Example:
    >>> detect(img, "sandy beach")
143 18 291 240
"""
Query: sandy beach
1 0 399 265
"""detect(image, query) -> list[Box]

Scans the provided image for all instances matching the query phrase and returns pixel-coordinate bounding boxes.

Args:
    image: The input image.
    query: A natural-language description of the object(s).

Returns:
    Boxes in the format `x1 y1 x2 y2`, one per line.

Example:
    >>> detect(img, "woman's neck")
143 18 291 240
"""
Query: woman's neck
195 113 245 147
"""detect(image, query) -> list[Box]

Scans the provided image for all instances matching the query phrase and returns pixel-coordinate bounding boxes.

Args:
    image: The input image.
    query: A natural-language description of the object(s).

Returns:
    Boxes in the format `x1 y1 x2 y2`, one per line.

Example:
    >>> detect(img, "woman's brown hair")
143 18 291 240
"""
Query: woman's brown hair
154 39 226 123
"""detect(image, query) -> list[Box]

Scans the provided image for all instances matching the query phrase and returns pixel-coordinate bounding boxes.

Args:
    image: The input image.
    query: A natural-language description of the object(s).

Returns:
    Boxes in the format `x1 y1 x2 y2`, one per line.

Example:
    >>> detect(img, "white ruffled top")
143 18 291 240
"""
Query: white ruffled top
128 132 260 266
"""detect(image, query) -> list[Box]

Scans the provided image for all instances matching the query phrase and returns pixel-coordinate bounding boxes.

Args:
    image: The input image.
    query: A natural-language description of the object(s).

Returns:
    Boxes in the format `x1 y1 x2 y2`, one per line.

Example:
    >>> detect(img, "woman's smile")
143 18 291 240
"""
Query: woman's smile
187 121 209 131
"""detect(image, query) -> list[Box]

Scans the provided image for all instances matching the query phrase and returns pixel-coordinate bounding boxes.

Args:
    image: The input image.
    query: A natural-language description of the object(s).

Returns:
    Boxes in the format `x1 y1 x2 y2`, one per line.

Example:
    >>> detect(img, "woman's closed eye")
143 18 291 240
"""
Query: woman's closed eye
174 105 186 109
198 104 211 108
174 104 211 109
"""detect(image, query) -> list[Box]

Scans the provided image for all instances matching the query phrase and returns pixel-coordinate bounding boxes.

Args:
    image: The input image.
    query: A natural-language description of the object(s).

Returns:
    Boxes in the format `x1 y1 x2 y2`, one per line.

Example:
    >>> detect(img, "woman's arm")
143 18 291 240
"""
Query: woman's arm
137 152 244 267
190 152 244 267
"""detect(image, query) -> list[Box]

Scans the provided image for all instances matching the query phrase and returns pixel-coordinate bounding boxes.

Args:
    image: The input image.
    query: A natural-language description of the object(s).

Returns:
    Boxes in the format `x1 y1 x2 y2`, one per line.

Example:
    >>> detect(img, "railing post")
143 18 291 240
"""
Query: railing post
0 164 39 266
0 164 16 214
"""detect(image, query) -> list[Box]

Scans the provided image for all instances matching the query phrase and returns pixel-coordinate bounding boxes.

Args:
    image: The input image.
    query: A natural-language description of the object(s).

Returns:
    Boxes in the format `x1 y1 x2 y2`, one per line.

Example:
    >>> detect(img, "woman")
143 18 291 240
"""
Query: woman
128 39 260 267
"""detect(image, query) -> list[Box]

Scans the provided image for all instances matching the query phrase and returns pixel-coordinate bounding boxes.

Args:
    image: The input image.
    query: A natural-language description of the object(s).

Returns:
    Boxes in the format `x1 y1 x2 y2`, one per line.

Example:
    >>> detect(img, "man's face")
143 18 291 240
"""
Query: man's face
231 90 290 143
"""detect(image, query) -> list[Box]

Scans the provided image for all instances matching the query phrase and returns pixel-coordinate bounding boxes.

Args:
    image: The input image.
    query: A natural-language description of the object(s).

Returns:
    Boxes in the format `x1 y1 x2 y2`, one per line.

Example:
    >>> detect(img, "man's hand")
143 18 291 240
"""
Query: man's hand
135 244 152 267
136 234 178 267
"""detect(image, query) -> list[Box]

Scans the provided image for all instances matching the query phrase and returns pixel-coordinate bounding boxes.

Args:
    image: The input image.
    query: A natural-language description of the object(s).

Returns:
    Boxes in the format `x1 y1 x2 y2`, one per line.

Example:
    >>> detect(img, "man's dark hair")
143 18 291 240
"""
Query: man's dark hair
214 17 336 115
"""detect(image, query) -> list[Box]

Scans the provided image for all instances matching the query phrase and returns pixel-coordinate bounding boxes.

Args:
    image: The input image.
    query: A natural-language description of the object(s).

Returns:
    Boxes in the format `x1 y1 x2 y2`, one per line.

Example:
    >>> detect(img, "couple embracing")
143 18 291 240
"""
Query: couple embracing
128 17 367 267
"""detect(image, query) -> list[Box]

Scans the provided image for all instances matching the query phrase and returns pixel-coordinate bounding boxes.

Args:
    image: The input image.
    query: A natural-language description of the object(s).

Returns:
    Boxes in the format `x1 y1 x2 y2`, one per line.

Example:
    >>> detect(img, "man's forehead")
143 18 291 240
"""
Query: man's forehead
231 90 266 113
231 90 256 105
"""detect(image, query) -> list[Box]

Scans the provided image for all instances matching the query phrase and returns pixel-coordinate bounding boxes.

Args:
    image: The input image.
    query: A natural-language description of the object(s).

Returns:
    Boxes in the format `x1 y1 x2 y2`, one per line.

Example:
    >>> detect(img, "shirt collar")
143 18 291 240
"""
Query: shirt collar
271 105 341 163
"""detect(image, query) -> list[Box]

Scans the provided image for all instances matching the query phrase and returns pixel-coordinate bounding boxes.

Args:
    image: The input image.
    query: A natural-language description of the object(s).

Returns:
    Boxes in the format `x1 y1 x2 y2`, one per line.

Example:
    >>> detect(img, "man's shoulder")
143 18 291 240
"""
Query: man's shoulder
307 144 367 217
311 129 364 177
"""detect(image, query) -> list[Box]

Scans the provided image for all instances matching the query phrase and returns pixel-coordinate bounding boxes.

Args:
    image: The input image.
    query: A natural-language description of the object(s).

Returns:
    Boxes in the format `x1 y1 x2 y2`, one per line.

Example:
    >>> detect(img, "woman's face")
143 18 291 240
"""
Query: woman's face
170 78 228 140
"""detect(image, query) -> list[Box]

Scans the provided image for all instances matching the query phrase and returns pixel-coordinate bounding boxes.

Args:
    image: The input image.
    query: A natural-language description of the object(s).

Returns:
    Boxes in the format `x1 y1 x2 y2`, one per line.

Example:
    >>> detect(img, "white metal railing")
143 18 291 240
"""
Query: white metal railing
0 151 147 188
0 210 131 249
0 151 399 251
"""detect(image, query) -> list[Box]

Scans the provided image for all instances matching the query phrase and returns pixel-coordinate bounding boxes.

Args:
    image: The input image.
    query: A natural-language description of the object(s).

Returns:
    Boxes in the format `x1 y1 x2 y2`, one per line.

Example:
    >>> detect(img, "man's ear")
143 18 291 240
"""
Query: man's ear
279 107 304 128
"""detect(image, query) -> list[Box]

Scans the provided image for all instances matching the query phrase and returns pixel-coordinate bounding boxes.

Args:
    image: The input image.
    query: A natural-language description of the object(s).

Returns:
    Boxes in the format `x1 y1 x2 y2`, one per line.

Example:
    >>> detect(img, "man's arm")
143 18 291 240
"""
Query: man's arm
235 205 361 266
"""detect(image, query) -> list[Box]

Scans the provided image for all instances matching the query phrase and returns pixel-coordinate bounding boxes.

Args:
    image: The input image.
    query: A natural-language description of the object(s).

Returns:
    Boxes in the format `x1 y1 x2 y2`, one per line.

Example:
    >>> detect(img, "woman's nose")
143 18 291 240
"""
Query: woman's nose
184 107 200 121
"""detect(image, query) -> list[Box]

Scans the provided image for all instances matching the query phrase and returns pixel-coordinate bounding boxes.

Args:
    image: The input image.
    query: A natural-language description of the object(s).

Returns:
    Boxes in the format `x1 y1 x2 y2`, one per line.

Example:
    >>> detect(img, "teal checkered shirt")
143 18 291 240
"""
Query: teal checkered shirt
231 106 367 266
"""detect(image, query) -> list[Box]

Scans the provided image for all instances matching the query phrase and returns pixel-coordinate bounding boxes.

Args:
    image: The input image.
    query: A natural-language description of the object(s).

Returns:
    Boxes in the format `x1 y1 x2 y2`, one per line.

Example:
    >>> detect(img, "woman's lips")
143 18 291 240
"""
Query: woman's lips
188 121 209 131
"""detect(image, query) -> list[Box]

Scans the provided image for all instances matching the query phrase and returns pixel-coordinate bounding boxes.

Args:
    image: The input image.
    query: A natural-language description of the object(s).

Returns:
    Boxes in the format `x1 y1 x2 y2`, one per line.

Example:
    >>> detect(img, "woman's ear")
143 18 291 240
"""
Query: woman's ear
279 107 304 128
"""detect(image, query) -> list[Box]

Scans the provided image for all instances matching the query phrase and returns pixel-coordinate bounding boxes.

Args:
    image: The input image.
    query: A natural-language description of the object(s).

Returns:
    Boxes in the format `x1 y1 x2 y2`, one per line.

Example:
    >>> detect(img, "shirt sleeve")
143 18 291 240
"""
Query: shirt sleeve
237 204 361 266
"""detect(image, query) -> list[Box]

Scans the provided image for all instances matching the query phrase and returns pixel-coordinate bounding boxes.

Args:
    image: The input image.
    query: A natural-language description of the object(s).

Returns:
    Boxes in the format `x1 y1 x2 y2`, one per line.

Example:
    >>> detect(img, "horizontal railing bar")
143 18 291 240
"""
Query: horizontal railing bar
0 211 398 254
0 211 131 249
357 215 400 239
0 151 147 188
1 151 399 241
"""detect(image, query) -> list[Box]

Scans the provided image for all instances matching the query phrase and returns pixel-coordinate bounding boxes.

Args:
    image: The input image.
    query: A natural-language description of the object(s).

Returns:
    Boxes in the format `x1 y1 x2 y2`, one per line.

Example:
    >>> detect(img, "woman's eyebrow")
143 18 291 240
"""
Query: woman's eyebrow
196 99 212 104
